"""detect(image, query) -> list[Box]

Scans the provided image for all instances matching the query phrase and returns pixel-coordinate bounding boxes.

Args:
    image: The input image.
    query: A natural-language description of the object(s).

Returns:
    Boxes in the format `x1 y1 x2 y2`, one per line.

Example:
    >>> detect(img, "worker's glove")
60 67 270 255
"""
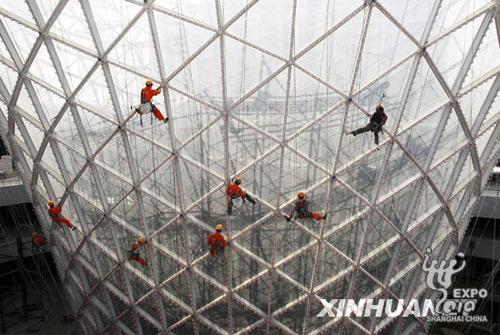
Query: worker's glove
286 216 291 222
156 87 162 92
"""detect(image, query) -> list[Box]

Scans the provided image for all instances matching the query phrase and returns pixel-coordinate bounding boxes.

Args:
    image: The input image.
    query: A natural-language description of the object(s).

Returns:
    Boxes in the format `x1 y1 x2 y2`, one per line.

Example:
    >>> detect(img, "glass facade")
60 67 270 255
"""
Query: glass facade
0 1 498 334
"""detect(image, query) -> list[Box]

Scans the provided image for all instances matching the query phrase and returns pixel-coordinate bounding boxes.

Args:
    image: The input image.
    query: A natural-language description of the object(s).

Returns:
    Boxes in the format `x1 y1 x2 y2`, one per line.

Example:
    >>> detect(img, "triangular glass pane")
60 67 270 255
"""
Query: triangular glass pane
377 142 421 200
226 0 293 59
430 0 490 39
170 40 223 106
0 16 38 62
93 164 133 206
270 275 304 313
337 141 390 201
276 299 307 333
20 116 44 152
355 7 418 89
73 167 103 210
314 243 353 288
398 60 448 131
108 14 159 79
177 156 224 208
286 67 343 138
77 106 118 155
153 9 214 78
224 36 286 101
142 192 178 232
433 109 467 162
453 152 474 194
87 0 143 50
396 107 443 169
358 212 400 261
94 131 133 179
231 69 288 137
155 219 189 265
296 10 365 94
411 179 441 222
29 43 63 91
324 180 370 234
288 103 343 171
360 241 399 284
154 0 217 28
476 123 495 159
51 39 97 91
230 247 267 288
377 179 418 231
326 218 364 262
377 0 435 41
295 0 363 52
1 1 34 22
427 14 483 88
34 0 59 23
428 150 460 196
459 76 495 128
76 65 118 121
50 0 96 52
192 271 225 308
0 62 18 94
17 85 42 123
167 89 220 145
32 81 66 121
141 156 178 208
0 37 13 63
127 132 172 181
55 143 86 189
278 244 317 288
462 20 500 89
234 274 270 313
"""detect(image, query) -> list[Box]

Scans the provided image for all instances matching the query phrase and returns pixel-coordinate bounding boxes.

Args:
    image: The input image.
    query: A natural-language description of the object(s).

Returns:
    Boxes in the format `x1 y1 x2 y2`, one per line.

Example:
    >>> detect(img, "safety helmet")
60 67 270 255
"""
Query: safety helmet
234 176 242 185
48 201 55 207
215 224 224 231
137 236 146 245
32 231 37 237
145 80 153 86
376 104 384 113
297 191 305 198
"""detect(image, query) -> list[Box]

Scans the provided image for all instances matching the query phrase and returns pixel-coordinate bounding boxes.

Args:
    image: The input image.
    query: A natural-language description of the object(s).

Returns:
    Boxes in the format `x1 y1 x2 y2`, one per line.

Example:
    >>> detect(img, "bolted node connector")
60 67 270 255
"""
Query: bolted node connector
331 175 337 180
346 96 353 103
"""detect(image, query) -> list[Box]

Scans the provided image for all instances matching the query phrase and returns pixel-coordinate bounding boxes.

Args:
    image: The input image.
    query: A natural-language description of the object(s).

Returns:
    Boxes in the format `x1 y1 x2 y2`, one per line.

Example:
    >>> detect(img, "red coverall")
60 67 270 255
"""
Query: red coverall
48 207 75 229
129 242 148 267
207 232 227 256
291 199 323 222
32 233 46 247
226 184 247 199
141 87 166 122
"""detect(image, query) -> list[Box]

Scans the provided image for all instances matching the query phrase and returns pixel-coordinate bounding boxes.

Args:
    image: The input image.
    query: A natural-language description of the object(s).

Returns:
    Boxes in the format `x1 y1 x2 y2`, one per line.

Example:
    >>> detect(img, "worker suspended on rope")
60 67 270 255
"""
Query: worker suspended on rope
31 231 46 250
346 104 387 146
226 176 256 215
286 192 327 222
128 236 148 267
207 224 228 256
134 80 168 124
47 201 77 231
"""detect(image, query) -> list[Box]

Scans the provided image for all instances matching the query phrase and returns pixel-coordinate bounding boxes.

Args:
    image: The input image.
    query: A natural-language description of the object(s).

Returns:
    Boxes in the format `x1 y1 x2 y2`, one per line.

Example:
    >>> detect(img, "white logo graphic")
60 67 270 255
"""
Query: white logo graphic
317 247 487 322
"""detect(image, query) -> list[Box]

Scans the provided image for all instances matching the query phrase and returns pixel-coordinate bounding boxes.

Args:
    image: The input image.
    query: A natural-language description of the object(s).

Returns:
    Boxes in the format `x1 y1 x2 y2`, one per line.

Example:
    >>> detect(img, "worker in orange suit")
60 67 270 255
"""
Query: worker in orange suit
135 80 168 123
31 231 46 251
128 236 148 267
286 192 327 222
207 224 228 256
225 176 255 214
47 201 76 231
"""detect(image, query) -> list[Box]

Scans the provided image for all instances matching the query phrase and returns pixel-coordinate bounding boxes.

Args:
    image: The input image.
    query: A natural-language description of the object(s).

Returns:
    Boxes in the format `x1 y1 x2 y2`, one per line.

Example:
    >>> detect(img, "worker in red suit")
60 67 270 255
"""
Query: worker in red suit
135 80 168 123
47 201 76 231
128 236 148 267
207 224 228 256
31 231 46 251
286 192 327 222
225 176 255 214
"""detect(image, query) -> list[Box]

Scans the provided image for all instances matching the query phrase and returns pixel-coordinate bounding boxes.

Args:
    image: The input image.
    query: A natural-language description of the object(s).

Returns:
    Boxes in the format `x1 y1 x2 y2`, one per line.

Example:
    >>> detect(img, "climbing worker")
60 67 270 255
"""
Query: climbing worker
47 201 77 231
286 192 327 222
31 231 46 250
207 224 228 256
226 176 256 215
346 104 387 146
128 236 148 267
135 80 168 123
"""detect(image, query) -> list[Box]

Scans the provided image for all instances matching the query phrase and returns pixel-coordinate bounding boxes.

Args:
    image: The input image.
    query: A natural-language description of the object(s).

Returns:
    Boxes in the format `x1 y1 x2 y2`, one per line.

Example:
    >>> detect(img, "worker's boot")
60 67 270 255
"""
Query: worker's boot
164 116 169 123
245 194 256 204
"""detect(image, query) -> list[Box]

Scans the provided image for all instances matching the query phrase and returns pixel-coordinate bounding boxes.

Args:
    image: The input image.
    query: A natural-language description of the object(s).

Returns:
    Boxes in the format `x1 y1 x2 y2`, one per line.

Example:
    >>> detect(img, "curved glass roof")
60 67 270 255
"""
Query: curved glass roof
0 0 499 334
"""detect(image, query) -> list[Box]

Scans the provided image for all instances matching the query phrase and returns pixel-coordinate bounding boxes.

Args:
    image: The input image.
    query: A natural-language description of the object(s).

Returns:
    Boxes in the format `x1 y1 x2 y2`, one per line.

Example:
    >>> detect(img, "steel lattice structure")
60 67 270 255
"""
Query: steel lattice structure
0 0 499 334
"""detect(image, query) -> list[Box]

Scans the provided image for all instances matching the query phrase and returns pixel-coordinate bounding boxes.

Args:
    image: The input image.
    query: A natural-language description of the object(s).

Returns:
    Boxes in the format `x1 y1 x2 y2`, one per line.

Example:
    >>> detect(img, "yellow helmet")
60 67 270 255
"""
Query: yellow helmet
145 80 153 86
137 236 146 245
215 224 224 231
297 191 305 198
234 176 242 184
